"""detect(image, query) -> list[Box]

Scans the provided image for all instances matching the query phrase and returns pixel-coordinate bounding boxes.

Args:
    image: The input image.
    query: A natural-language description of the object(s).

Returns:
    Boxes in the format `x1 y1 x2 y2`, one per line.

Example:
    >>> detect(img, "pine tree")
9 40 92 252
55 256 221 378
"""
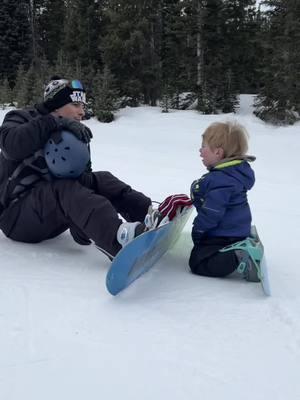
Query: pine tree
254 0 300 125
37 0 67 62
93 66 119 122
31 56 53 104
160 84 173 113
62 0 103 72
12 57 52 107
222 0 258 93
0 0 32 82
53 50 81 80
0 78 13 108
102 0 161 105
13 64 30 107
191 0 230 113
160 0 189 109
25 63 44 105
181 0 204 109
182 0 225 113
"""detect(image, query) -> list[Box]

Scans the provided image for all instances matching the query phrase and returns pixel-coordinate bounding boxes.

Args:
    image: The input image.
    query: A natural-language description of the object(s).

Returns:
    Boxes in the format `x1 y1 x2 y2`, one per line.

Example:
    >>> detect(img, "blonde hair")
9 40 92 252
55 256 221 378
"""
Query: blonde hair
202 121 249 158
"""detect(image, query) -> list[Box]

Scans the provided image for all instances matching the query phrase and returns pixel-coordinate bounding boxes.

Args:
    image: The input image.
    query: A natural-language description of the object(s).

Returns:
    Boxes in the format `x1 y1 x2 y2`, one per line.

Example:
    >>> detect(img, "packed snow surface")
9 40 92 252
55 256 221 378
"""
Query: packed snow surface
1 96 300 399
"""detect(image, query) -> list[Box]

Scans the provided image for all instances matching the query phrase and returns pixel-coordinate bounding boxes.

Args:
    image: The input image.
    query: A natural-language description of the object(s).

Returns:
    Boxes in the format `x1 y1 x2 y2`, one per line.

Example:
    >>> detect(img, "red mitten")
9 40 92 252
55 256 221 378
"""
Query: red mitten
158 194 192 221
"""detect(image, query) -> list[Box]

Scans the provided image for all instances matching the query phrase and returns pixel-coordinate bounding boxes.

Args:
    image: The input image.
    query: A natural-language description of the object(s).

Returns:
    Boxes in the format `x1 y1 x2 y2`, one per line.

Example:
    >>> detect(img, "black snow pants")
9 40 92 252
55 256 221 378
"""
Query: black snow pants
189 237 245 278
0 171 151 257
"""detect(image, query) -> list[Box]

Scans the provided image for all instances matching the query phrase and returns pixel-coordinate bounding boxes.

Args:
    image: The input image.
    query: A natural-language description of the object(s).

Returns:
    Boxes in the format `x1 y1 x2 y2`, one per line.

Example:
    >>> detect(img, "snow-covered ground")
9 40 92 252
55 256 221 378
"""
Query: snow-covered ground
1 96 300 400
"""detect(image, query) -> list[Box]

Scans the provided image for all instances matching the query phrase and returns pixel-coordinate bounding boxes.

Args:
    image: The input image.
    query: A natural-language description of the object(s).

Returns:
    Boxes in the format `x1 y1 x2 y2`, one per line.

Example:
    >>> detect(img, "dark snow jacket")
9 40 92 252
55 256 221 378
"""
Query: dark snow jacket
190 159 255 244
0 104 60 208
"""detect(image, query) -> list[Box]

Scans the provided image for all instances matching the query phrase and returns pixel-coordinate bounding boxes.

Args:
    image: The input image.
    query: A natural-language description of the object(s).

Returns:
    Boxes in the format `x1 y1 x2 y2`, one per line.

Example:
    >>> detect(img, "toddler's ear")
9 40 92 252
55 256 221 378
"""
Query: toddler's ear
216 147 224 159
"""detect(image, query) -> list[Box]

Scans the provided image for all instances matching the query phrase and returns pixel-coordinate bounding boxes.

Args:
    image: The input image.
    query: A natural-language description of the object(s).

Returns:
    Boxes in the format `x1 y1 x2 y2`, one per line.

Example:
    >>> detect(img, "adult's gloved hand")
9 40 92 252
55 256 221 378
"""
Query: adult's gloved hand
158 194 193 221
55 117 93 143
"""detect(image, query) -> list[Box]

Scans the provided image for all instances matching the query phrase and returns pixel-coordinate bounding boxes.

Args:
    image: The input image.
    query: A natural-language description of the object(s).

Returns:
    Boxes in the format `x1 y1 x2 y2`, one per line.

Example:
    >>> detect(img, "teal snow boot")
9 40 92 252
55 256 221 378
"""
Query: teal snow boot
220 226 264 282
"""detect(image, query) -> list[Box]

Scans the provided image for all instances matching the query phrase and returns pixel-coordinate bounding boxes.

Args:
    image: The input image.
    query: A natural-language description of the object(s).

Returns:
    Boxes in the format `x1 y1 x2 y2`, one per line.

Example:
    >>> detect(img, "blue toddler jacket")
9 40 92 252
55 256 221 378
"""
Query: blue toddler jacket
190 159 255 244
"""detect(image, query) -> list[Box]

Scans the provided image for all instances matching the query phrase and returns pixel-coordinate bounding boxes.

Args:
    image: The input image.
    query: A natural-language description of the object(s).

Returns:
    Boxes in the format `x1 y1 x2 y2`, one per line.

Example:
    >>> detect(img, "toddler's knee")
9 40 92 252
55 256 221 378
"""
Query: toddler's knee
188 249 205 276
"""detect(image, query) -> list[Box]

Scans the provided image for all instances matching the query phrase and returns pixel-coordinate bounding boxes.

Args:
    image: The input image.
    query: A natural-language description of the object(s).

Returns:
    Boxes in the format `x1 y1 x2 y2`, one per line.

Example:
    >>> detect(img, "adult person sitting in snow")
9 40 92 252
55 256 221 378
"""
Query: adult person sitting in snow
0 76 191 259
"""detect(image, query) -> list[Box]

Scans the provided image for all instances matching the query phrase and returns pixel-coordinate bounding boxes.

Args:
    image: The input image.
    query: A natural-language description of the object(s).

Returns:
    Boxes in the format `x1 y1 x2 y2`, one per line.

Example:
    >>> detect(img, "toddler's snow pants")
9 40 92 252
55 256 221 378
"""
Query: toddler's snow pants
189 237 243 278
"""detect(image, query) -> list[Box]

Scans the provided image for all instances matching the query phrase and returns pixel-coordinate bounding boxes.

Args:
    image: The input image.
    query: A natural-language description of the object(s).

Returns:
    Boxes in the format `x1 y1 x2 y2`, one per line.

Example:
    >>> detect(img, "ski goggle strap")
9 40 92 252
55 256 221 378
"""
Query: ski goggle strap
69 80 86 104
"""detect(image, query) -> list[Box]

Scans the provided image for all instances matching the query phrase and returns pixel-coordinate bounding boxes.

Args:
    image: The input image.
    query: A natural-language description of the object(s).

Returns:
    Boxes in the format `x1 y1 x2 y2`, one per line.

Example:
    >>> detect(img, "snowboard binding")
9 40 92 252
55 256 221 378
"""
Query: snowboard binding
220 226 264 282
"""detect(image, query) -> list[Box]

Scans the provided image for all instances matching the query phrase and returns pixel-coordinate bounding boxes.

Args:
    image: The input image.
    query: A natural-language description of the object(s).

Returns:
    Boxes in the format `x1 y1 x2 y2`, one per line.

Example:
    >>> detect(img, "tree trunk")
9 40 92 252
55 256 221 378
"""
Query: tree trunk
29 0 37 60
196 0 205 109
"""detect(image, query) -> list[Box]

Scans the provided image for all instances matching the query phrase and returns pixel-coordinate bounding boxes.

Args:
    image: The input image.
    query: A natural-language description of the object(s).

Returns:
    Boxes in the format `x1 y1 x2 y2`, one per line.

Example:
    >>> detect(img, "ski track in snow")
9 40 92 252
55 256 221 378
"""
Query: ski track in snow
1 97 300 400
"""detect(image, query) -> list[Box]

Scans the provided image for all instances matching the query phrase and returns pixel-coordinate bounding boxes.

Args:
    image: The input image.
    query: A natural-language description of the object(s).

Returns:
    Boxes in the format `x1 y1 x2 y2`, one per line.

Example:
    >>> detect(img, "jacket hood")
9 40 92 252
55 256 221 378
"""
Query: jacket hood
35 102 51 115
212 158 255 190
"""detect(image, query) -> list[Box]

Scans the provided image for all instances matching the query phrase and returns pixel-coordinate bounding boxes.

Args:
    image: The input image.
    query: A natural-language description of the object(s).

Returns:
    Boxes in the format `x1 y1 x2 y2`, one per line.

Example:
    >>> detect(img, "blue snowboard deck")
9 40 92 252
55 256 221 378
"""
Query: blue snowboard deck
106 207 193 295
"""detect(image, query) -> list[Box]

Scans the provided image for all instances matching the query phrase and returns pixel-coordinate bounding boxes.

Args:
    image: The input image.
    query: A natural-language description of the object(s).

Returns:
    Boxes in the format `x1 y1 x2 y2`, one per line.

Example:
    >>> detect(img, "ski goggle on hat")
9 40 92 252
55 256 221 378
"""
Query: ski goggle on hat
68 80 86 104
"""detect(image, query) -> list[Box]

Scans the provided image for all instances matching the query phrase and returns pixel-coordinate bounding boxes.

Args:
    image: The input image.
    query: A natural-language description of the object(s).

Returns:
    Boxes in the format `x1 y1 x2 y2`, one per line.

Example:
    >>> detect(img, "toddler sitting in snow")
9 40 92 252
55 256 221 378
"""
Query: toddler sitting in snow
189 121 258 279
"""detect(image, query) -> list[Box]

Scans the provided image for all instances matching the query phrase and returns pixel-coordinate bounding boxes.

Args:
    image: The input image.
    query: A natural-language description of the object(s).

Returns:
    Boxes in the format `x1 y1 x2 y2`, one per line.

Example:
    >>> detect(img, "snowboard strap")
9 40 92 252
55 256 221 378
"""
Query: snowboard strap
219 233 264 278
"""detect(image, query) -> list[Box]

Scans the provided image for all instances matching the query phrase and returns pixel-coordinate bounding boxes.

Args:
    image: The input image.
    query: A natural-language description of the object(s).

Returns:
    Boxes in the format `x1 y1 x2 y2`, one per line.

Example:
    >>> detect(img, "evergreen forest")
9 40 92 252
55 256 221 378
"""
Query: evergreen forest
0 0 299 124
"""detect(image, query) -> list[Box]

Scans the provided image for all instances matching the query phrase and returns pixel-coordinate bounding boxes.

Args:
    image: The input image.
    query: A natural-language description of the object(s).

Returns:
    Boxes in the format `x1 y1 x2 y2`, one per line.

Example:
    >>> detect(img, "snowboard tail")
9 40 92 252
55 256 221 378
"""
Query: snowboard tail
106 207 193 295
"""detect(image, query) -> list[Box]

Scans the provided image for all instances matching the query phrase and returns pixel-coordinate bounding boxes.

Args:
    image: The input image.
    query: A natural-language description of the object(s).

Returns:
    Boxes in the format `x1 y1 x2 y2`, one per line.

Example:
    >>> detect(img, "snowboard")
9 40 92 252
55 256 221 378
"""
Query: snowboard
259 256 271 296
106 207 193 295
